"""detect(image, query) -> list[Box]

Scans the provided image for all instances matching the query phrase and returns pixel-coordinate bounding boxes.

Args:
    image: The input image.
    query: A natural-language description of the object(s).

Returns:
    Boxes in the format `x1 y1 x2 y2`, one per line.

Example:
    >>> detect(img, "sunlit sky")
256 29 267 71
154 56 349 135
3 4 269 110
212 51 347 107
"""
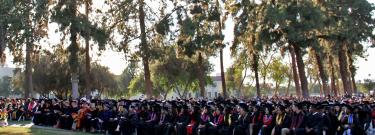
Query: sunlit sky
3 0 375 81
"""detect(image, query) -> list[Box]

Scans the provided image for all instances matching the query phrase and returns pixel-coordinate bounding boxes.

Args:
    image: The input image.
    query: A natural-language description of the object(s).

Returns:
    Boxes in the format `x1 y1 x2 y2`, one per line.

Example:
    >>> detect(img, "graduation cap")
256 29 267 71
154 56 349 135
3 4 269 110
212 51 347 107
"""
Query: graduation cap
264 103 274 111
238 103 249 112
340 104 353 111
277 104 286 111
216 104 224 112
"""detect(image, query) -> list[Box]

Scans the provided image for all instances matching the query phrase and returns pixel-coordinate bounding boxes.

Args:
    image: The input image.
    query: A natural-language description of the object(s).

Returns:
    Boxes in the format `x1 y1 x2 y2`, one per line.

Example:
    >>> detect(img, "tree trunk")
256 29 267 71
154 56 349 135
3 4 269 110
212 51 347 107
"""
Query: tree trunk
292 44 309 98
289 45 301 97
215 0 226 99
252 53 261 97
197 52 206 97
286 74 291 96
0 23 6 63
25 38 33 98
314 49 330 97
220 48 227 98
338 42 352 96
274 82 279 96
347 50 357 94
329 55 337 97
138 0 153 98
69 0 79 99
84 0 91 98
239 67 248 96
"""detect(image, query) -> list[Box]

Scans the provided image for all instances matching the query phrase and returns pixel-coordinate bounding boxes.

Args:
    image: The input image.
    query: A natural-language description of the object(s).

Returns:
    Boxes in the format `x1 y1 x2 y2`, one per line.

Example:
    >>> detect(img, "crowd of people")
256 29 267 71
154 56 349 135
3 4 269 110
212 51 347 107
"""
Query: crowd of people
0 96 375 135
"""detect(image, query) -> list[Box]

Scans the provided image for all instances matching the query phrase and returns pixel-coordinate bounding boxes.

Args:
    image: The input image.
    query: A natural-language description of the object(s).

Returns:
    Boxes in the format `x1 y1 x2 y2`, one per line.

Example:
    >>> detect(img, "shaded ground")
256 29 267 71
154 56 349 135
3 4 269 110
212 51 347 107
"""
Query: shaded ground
0 121 96 135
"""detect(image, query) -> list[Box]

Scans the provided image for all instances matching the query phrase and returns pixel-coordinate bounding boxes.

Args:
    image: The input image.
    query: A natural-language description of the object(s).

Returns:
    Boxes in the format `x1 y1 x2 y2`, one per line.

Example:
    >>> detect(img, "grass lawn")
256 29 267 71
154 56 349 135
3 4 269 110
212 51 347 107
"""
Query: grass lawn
0 121 96 135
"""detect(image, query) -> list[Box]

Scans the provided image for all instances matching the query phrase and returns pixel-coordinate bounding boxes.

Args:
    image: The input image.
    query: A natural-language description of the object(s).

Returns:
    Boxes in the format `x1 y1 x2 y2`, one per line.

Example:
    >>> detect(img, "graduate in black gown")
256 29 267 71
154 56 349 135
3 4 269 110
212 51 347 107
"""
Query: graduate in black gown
175 104 191 135
260 105 274 135
42 100 55 126
186 105 201 135
154 106 173 135
58 100 74 130
120 104 139 135
282 103 306 135
197 105 213 135
305 103 326 135
271 105 290 135
233 103 251 135
33 100 44 125
208 105 225 135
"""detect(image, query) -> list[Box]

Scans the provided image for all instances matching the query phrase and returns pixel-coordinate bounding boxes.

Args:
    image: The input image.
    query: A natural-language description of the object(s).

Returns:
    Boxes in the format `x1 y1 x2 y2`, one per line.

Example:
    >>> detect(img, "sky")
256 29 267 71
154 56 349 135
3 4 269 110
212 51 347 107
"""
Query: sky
3 0 375 82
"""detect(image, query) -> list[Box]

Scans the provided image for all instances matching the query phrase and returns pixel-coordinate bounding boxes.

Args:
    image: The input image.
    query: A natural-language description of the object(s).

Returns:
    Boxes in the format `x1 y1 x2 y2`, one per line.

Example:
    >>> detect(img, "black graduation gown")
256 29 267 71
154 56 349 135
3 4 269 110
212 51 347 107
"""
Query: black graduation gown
59 107 74 130
208 114 226 135
176 111 191 135
154 113 173 135
42 105 54 126
120 112 138 135
289 112 307 135
273 113 291 135
197 113 213 135
306 112 326 135
32 105 43 125
251 111 263 135
327 112 339 135
233 112 251 135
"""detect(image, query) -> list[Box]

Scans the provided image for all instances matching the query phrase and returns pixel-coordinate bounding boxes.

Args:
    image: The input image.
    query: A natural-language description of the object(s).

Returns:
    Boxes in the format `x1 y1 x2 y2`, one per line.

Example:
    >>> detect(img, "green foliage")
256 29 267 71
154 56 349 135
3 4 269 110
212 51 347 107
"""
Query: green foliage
11 46 118 99
360 79 375 92
51 0 109 71
269 57 289 87
127 45 213 98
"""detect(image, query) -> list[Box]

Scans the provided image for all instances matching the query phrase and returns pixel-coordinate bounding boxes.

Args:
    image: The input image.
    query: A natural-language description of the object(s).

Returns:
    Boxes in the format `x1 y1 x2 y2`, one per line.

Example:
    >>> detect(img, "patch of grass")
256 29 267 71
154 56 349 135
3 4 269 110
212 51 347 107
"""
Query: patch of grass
0 125 96 135
0 126 32 135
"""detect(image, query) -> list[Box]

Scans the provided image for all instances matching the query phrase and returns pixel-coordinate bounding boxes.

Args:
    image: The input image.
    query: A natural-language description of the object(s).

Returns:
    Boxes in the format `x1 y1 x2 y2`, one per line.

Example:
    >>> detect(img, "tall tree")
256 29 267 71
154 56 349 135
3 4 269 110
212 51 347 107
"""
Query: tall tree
317 0 375 95
107 0 181 98
312 46 330 97
214 0 227 98
269 57 289 96
84 0 92 97
2 0 50 98
289 45 301 97
176 0 221 97
226 0 265 97
51 0 108 99
260 0 325 98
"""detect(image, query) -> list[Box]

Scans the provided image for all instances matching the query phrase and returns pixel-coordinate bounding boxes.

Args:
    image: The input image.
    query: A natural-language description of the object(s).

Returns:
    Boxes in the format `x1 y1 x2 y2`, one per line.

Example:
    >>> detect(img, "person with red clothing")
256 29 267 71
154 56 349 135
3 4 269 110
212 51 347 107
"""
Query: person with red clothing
186 105 201 135
250 105 263 135
260 105 274 135
208 105 225 135
197 105 213 135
